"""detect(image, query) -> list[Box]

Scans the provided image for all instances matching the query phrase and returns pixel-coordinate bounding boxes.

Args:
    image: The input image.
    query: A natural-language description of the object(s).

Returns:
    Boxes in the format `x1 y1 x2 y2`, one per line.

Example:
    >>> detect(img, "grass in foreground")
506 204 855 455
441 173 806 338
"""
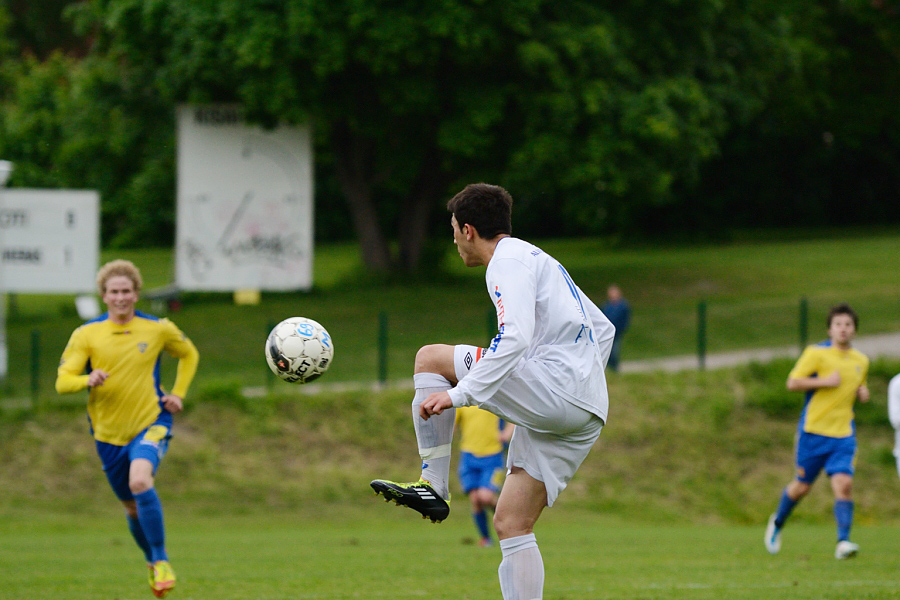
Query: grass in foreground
1 509 899 600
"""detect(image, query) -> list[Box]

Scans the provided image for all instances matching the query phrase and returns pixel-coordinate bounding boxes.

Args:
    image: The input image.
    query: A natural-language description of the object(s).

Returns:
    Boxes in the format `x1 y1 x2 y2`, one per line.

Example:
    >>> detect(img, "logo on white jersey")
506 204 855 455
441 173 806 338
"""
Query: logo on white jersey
489 286 506 352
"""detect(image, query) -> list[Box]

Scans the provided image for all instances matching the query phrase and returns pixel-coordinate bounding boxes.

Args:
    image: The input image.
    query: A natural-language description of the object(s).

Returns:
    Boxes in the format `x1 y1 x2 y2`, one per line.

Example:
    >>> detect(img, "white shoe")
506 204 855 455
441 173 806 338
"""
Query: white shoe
764 514 782 554
835 540 859 559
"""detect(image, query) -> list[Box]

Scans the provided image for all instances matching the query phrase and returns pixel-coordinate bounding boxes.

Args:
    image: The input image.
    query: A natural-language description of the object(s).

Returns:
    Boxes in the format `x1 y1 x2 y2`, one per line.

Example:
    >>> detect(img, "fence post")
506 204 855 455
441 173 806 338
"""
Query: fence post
31 329 40 409
799 296 808 352
378 311 388 384
697 300 707 370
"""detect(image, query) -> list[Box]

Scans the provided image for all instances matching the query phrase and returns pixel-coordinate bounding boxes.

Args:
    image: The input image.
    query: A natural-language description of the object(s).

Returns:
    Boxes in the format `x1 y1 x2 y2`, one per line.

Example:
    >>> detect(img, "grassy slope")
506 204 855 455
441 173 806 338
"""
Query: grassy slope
2 232 900 525
3 357 899 525
3 232 900 405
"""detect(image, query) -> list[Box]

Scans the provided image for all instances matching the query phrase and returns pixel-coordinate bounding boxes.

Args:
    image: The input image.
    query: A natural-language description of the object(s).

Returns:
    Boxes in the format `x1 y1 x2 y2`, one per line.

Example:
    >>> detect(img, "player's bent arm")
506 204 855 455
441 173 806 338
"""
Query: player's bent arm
166 327 200 399
786 372 840 391
55 372 90 394
55 329 91 394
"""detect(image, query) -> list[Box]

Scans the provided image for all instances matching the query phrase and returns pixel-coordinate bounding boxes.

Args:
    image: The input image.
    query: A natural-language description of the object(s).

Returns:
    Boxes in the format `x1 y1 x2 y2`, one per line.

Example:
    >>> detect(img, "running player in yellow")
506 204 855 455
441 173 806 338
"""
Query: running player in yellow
456 404 514 547
56 260 199 597
764 303 869 560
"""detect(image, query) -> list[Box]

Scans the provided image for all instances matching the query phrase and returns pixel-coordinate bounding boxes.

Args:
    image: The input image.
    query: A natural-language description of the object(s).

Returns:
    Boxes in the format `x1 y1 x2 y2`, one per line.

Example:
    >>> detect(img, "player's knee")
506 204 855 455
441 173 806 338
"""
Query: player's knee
129 474 153 495
832 476 853 498
789 481 810 500
414 344 454 377
476 488 497 509
493 510 532 540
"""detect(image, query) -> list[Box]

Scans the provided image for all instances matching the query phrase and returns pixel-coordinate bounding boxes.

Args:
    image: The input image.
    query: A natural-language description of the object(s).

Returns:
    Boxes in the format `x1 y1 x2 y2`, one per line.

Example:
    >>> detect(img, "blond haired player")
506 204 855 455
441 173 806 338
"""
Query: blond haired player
56 260 199 597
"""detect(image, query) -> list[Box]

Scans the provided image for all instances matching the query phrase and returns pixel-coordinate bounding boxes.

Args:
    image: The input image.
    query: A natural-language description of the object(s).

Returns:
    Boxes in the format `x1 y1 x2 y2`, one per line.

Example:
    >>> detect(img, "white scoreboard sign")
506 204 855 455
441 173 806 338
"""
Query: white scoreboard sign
175 105 314 291
0 189 99 293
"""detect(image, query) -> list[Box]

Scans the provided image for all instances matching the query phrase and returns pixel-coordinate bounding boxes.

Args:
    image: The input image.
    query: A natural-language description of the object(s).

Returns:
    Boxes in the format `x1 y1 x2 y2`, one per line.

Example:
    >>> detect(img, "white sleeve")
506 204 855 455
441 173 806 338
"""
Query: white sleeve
889 375 900 429
448 257 534 407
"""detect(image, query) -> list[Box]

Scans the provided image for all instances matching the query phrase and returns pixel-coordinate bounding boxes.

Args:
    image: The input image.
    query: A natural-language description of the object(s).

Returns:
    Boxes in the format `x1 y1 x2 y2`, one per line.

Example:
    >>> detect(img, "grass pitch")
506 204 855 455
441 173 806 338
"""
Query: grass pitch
2 509 899 599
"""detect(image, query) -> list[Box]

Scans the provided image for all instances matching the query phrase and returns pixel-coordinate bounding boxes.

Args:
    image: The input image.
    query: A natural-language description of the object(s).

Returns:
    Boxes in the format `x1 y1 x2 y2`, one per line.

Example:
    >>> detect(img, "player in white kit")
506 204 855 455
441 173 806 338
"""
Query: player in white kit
889 373 900 478
371 183 614 600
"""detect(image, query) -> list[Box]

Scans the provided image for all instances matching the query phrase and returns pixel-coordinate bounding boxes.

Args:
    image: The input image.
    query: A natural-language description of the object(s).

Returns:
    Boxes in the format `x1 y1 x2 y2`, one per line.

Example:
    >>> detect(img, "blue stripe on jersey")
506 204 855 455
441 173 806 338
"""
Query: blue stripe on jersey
134 310 161 321
558 264 586 318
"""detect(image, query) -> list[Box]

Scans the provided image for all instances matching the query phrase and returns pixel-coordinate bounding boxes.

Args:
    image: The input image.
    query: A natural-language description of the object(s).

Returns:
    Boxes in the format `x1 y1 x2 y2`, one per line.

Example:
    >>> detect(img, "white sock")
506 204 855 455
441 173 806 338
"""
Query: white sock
411 373 454 499
498 534 543 600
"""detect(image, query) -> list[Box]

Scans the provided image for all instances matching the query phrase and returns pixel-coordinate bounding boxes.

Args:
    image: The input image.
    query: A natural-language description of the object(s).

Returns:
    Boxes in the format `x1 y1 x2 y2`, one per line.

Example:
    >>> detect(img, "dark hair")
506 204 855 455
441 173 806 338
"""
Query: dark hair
827 303 858 329
447 183 512 239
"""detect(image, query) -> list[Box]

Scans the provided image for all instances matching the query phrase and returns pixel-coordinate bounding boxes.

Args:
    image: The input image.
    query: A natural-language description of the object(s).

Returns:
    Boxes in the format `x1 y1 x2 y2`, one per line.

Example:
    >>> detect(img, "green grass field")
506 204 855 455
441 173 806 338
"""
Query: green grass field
3 510 899 599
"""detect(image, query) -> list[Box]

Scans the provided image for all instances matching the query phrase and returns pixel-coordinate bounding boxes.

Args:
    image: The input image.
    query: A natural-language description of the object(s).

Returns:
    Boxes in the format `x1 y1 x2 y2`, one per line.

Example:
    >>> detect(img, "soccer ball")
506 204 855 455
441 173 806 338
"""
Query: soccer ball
265 317 334 383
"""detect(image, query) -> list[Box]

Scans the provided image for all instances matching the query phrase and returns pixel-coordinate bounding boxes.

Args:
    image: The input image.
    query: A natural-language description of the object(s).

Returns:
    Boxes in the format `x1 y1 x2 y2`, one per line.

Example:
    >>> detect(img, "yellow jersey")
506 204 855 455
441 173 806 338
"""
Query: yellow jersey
789 341 868 438
56 310 199 445
455 406 504 457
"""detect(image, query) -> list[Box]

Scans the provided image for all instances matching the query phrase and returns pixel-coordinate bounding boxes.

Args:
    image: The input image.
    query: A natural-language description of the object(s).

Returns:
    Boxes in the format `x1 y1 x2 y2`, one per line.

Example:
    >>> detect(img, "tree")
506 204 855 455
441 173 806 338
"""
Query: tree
7 0 895 267
68 0 824 270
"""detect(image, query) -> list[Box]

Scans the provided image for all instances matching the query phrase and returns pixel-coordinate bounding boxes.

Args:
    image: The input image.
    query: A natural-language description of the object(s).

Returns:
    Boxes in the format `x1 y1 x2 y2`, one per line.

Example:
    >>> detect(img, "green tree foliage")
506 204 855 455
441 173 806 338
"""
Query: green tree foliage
697 0 900 231
66 0 828 268
2 1 899 265
0 51 175 247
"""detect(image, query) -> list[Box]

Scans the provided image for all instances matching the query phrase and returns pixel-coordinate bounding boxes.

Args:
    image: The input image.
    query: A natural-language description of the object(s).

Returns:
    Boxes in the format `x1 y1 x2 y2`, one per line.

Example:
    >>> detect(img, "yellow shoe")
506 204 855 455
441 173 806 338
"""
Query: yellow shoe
150 560 176 598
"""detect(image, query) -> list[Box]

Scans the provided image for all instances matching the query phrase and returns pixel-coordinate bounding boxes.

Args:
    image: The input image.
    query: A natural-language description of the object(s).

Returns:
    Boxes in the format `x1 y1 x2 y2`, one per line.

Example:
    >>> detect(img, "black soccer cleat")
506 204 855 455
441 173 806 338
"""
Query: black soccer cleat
370 478 450 523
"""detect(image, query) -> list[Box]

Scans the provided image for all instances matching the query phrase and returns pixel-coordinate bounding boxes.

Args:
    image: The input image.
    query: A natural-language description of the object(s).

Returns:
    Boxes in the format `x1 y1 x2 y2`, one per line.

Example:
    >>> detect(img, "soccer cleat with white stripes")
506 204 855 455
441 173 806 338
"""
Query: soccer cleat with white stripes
370 478 450 523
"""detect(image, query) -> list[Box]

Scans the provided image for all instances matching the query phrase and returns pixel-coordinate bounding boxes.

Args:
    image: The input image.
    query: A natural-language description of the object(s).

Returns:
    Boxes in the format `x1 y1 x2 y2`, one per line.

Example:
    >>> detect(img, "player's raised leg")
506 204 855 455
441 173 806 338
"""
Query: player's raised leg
371 344 457 522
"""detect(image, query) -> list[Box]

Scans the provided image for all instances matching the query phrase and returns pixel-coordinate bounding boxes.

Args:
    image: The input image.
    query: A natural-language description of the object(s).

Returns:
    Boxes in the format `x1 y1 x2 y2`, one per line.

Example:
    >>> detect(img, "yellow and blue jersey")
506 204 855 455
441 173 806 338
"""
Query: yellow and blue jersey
789 341 868 438
455 406 505 457
56 310 199 446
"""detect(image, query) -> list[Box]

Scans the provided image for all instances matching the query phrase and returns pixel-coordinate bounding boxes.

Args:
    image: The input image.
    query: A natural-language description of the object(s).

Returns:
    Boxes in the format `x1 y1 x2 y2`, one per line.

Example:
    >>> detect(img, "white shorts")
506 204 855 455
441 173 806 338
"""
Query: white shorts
453 344 604 506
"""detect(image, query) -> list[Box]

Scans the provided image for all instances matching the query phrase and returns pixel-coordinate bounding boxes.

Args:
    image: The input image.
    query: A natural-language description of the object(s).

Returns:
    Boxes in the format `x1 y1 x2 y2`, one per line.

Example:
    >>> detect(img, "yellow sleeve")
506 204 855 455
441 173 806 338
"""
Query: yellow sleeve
788 346 822 380
162 319 199 399
55 327 91 394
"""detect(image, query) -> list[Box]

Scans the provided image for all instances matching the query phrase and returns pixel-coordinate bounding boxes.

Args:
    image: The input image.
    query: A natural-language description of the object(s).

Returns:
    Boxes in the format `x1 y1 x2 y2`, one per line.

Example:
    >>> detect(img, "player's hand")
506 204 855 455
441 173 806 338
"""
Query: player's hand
858 385 870 403
161 394 184 413
420 391 453 420
87 369 109 387
821 372 841 387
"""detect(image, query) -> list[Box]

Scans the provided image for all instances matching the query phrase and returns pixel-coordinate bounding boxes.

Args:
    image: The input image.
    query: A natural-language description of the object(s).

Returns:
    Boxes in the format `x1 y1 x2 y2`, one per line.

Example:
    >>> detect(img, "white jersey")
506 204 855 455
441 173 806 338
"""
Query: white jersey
448 237 615 421
888 374 900 430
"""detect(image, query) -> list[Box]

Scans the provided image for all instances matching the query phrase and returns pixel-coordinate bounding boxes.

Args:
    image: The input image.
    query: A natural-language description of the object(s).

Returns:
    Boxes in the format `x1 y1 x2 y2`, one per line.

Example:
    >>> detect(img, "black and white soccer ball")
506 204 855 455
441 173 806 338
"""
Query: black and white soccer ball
265 317 334 383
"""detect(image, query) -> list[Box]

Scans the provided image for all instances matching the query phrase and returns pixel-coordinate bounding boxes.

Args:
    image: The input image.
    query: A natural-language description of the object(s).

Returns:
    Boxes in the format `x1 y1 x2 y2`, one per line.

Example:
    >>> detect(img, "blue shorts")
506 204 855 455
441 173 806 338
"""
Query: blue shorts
794 430 856 483
458 451 505 494
96 416 172 502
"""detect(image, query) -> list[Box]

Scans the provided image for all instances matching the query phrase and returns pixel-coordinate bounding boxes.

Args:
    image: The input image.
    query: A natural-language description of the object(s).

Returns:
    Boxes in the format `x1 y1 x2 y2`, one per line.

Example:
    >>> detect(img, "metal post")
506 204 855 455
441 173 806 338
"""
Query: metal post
799 296 808 351
0 161 13 383
697 300 707 370
31 329 40 407
378 311 388 384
